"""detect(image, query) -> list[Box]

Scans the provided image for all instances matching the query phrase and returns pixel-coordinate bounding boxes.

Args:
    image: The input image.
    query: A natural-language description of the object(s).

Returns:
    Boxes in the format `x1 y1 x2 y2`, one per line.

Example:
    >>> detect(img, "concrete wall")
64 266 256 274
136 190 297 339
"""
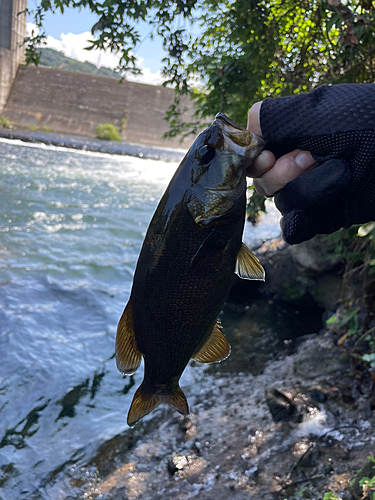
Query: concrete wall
0 0 27 113
3 65 197 147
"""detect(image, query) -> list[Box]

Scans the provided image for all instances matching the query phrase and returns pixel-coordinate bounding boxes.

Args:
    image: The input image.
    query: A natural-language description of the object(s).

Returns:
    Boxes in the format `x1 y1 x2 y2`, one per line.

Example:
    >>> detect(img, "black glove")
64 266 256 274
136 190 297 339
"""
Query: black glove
260 84 375 244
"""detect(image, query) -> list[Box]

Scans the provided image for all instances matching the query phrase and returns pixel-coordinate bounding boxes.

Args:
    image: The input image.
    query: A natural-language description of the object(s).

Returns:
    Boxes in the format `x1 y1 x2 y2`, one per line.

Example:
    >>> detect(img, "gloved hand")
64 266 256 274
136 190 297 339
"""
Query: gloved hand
247 84 375 244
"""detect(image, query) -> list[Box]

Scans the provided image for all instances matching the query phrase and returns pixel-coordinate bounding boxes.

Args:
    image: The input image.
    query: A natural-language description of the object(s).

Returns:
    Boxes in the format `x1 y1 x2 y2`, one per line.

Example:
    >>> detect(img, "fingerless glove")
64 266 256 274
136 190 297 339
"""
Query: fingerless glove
260 84 375 244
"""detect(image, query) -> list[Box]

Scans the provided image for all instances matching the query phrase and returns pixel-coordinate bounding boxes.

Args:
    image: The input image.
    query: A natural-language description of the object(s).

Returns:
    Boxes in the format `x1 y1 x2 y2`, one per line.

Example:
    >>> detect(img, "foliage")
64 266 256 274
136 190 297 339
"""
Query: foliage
326 306 361 335
246 185 267 221
39 48 121 79
25 1 375 129
324 222 375 370
28 125 38 130
322 493 342 500
95 123 121 141
358 475 375 499
362 352 375 368
41 124 51 132
0 115 11 128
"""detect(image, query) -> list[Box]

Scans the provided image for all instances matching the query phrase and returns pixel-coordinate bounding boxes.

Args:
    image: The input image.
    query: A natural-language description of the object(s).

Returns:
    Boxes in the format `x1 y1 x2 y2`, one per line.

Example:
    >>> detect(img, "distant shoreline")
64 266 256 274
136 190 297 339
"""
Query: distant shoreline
0 128 186 162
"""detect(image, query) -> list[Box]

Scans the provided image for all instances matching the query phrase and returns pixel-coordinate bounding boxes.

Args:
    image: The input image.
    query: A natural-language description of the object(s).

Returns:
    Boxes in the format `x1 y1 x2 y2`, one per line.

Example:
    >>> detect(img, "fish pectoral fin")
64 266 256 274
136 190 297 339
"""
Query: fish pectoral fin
235 243 265 281
115 301 142 375
127 383 189 427
192 321 231 364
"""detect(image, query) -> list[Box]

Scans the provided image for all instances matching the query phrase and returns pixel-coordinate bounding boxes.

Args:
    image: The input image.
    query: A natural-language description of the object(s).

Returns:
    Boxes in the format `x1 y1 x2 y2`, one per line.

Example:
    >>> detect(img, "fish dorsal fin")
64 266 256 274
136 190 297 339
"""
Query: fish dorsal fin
192 322 231 364
127 383 189 427
235 243 265 281
116 301 142 375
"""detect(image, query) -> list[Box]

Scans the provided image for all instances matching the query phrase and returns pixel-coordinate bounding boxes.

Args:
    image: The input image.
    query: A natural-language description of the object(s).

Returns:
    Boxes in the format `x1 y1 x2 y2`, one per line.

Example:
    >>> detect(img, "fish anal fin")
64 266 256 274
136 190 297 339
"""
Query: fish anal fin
193 322 231 364
127 384 189 427
235 242 265 281
116 301 142 375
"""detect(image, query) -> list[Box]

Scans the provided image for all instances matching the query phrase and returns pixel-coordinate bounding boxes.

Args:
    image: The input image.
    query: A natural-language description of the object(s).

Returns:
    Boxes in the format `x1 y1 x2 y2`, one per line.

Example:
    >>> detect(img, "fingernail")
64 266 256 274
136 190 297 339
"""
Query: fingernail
295 151 314 170
255 151 271 170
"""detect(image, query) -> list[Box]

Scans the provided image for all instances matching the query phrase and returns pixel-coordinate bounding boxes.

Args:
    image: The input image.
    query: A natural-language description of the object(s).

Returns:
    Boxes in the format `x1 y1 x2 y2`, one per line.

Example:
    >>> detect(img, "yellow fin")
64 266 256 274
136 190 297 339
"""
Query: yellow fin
115 301 142 375
235 243 265 281
192 322 231 364
127 384 189 427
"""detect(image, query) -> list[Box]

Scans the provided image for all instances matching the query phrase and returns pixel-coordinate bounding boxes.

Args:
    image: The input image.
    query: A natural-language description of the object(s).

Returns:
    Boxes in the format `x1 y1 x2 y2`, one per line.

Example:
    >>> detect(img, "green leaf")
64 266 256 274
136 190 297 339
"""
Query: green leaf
358 222 375 237
326 13 341 32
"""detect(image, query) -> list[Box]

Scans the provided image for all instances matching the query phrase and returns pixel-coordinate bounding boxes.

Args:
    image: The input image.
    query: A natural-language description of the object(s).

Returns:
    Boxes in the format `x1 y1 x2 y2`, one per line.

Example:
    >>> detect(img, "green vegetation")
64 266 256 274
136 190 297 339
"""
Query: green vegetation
39 48 121 79
95 123 121 141
26 1 375 131
325 222 375 368
283 455 375 499
28 125 38 131
0 115 11 128
41 124 51 132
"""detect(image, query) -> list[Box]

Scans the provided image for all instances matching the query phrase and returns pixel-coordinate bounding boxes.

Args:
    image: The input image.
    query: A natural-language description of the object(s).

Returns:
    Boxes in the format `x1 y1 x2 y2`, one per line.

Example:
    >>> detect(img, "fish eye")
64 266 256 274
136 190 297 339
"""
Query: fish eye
198 145 215 165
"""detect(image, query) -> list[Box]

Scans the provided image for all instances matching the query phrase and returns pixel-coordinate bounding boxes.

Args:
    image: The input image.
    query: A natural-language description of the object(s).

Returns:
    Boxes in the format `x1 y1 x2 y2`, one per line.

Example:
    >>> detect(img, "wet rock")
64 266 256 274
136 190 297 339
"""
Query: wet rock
39 334 375 500
298 445 320 468
265 388 300 422
244 236 343 310
293 343 347 379
167 458 178 476
319 435 350 460
107 486 128 500
290 235 344 274
309 388 327 403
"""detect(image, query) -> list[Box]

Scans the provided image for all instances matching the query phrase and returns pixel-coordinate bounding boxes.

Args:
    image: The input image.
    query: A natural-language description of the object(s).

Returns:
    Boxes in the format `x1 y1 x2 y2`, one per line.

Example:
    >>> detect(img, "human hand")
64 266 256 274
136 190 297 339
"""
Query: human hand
246 101 316 197
245 85 375 245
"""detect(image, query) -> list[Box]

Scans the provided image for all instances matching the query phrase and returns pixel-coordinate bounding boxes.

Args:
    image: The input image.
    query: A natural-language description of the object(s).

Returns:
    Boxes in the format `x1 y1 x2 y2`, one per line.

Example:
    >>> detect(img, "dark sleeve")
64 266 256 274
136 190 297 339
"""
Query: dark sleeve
260 83 375 161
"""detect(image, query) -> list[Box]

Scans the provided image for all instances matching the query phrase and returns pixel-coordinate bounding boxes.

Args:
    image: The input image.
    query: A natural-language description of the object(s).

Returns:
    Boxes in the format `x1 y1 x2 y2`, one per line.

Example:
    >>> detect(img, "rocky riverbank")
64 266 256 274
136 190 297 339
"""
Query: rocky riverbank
0 128 185 162
33 237 375 500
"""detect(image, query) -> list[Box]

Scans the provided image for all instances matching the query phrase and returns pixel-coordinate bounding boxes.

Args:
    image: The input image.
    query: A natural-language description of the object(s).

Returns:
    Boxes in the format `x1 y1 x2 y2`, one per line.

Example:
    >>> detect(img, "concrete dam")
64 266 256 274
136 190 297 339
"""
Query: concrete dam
3 64 196 148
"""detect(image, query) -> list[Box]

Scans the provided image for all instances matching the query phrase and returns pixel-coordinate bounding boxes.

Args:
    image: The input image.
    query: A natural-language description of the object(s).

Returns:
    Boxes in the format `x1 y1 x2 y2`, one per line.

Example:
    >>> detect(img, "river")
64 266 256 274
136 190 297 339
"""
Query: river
0 138 281 499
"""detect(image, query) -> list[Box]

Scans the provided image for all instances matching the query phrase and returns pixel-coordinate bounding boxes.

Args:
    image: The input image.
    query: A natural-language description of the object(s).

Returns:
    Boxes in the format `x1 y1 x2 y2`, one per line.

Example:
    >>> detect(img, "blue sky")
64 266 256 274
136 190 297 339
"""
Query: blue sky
27 4 168 83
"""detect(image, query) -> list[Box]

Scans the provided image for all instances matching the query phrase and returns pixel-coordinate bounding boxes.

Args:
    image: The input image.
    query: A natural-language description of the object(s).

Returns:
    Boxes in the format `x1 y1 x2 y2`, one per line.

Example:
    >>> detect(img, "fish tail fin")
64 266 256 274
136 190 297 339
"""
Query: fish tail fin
127 383 189 427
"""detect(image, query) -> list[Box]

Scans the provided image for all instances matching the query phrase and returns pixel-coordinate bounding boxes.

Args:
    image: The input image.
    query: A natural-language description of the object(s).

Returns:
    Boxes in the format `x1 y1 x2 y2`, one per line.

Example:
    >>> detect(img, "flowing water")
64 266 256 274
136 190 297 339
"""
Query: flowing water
0 138 283 499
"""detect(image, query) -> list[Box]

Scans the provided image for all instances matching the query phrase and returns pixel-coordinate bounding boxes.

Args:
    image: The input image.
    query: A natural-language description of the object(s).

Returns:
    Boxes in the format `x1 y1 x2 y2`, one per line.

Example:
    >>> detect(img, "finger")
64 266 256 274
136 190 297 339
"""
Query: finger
246 150 276 178
247 101 263 137
253 150 316 197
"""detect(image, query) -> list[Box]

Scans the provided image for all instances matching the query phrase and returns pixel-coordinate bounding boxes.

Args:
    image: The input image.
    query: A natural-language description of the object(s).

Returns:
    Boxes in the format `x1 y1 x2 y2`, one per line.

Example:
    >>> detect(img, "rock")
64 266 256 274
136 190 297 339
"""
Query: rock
309 388 327 403
290 235 344 275
230 237 342 310
265 388 300 422
107 486 129 500
293 343 346 379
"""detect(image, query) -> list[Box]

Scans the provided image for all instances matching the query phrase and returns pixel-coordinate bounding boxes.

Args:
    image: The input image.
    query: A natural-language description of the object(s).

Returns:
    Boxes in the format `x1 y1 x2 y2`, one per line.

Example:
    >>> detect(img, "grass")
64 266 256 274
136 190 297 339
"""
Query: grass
0 115 11 128
95 123 121 141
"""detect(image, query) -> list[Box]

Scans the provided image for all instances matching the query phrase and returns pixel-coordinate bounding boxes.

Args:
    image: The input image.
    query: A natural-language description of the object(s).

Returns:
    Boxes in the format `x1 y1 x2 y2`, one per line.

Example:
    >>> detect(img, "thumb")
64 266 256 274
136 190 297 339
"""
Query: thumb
247 101 263 137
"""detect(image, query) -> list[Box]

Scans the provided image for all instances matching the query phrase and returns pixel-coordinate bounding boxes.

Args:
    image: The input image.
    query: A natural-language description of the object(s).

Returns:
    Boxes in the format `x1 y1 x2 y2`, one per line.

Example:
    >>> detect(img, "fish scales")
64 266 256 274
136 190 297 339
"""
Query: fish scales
116 113 265 426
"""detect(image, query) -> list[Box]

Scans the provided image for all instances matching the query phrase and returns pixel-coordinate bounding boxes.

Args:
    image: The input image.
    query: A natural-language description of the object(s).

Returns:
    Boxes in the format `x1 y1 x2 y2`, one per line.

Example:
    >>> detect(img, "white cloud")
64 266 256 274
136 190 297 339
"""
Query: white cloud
26 22 164 86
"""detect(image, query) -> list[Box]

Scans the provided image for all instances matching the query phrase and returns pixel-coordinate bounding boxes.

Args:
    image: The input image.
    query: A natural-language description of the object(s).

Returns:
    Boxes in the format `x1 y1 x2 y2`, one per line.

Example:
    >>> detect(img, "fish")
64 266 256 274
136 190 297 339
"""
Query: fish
116 112 265 427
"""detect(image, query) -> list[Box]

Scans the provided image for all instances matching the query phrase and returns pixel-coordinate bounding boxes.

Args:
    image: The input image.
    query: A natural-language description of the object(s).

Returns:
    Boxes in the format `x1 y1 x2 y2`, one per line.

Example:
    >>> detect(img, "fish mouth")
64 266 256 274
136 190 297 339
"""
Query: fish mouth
214 112 265 157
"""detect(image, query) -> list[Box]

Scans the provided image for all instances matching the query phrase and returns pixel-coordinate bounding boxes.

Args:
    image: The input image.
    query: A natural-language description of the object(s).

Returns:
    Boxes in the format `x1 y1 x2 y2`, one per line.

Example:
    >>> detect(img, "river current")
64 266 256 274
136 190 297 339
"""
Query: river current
0 138 280 499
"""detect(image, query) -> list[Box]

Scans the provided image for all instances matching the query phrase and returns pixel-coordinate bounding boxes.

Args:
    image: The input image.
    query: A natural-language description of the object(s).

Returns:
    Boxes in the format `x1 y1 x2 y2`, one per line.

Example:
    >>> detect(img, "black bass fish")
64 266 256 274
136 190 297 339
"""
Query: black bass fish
116 113 265 427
